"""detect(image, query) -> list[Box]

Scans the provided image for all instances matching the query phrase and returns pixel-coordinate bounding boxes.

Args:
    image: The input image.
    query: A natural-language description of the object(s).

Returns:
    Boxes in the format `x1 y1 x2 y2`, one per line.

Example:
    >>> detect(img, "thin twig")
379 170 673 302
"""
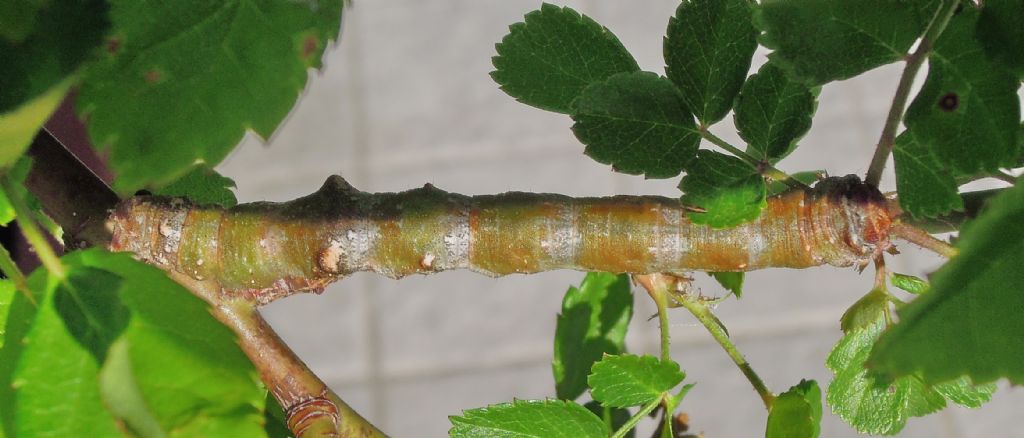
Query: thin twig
636 273 775 409
864 0 959 187
168 272 386 438
699 129 809 190
891 222 957 258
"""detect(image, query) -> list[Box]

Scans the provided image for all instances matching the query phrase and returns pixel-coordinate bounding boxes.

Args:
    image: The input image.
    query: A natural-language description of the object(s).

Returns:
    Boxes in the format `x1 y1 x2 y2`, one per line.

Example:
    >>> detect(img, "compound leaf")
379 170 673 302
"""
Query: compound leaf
767 379 821 438
904 8 1021 175
679 150 766 228
755 0 938 85
153 165 238 207
870 181 1024 385
553 272 633 401
491 3 639 114
892 130 962 218
571 71 700 178
734 62 816 162
588 354 685 408
77 0 344 194
664 0 758 124
449 399 608 438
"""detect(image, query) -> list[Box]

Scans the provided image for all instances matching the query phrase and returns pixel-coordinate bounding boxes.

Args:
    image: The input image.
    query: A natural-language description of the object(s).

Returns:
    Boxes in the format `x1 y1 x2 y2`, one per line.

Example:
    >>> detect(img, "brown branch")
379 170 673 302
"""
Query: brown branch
891 222 957 258
166 272 386 438
864 0 959 187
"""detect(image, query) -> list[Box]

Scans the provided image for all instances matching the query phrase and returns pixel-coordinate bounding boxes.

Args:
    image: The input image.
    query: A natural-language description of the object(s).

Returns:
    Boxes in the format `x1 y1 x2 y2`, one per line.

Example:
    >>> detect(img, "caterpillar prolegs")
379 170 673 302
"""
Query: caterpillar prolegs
107 175 894 305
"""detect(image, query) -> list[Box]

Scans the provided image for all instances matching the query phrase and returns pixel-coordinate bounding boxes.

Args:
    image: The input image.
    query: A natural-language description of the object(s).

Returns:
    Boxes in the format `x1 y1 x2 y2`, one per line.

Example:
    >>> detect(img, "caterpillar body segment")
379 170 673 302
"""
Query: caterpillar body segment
108 175 894 305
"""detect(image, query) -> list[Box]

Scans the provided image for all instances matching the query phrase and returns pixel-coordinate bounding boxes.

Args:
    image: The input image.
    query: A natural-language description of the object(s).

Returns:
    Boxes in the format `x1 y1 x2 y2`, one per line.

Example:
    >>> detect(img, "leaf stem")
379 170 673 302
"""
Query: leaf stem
0 244 35 305
891 222 957 258
0 175 64 280
699 129 808 190
611 395 663 438
632 274 675 362
676 293 776 409
864 0 959 187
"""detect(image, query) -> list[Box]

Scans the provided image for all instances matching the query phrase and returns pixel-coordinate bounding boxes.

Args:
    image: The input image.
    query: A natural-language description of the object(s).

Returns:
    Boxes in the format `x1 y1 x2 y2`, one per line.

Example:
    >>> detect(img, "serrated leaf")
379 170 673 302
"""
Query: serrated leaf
70 250 266 435
53 267 130 362
890 273 929 295
588 354 685 408
755 0 938 85
11 264 122 437
710 271 744 298
553 272 633 401
77 1 343 194
0 0 108 167
870 182 1024 385
977 0 1024 77
664 0 757 124
829 288 994 435
449 399 609 438
571 71 701 178
679 150 766 228
904 9 1021 175
153 165 238 207
734 62 817 162
767 379 821 438
932 376 996 408
491 3 639 114
893 130 963 218
0 280 14 349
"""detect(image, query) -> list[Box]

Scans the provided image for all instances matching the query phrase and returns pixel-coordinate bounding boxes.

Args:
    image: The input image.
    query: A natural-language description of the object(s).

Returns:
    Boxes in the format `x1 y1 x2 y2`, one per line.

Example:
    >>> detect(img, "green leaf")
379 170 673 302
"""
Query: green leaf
767 379 821 438
264 392 292 438
77 1 344 194
70 249 266 435
553 272 633 401
153 165 238 207
0 156 32 225
571 71 701 178
491 3 639 114
838 288 889 333
755 0 938 85
829 288 994 435
0 280 14 349
11 264 122 437
904 9 1021 175
870 182 1024 385
709 272 744 298
0 269 43 436
53 267 130 362
449 399 609 438
0 78 74 170
0 0 46 43
977 0 1024 77
893 130 963 218
734 62 817 162
679 150 766 228
767 170 822 195
889 273 929 295
588 354 685 408
664 0 758 125
583 401 633 438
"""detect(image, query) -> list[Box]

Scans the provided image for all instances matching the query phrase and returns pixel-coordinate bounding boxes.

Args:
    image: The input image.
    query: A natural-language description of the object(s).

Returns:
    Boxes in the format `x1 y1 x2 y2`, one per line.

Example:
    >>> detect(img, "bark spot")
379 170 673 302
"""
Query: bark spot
106 37 120 54
144 69 163 84
301 35 320 60
420 253 435 269
318 240 345 274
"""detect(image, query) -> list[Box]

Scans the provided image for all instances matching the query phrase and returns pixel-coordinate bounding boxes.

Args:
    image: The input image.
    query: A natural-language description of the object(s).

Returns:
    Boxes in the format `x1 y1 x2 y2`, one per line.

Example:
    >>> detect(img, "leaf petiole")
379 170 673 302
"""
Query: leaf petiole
610 394 664 438
699 129 808 190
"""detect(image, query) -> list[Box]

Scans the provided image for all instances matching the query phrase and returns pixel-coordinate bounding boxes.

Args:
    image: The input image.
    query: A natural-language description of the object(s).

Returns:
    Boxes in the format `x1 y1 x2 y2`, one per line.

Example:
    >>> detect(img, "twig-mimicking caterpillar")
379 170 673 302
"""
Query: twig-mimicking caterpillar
108 175 894 305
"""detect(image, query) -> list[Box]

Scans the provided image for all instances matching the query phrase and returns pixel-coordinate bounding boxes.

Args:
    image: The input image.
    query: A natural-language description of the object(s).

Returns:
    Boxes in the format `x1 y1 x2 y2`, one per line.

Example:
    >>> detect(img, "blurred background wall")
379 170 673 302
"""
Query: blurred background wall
216 1 1023 436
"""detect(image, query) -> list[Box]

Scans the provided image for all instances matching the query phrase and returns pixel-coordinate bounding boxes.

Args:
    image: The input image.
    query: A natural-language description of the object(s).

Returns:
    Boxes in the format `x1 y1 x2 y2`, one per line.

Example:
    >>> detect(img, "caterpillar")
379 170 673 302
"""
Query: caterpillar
107 175 894 305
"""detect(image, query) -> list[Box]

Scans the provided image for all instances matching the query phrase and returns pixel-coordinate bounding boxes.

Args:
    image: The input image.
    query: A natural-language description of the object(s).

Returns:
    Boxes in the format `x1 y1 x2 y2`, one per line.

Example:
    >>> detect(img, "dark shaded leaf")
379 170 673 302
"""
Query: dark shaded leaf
153 164 238 207
572 71 701 178
734 62 816 162
491 3 639 114
553 272 633 401
893 130 963 218
53 267 129 362
664 0 757 124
